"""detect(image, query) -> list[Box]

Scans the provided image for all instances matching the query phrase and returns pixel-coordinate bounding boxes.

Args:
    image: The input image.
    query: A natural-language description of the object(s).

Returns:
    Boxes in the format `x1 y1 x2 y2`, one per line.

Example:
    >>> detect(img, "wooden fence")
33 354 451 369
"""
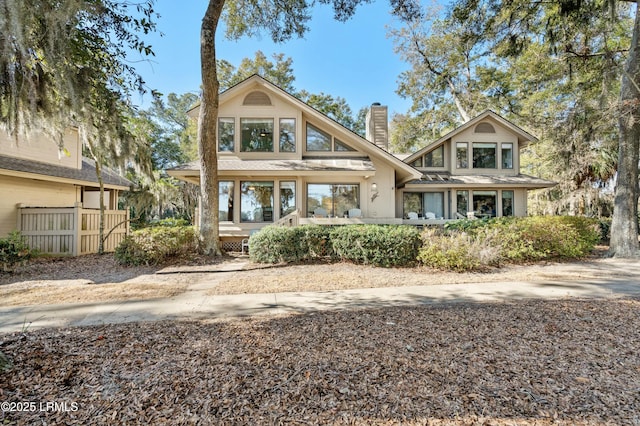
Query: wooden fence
16 204 129 256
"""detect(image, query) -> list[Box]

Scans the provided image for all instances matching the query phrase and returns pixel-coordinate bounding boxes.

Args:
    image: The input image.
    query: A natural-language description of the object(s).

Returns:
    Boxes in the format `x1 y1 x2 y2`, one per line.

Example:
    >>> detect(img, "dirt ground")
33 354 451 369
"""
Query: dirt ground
1 247 637 306
1 250 640 424
1 298 639 425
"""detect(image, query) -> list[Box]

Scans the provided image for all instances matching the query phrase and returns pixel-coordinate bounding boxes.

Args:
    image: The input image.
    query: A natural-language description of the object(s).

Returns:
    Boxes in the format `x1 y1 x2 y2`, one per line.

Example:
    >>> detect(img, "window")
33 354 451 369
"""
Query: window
335 139 356 152
218 118 234 152
411 157 423 168
475 122 496 133
241 118 274 152
456 190 469 217
473 190 497 218
424 192 444 218
403 193 422 217
306 123 332 151
424 146 444 167
279 118 296 152
473 142 497 168
280 181 296 216
456 142 468 168
307 184 359 217
219 181 234 221
502 143 513 169
502 190 514 216
240 181 274 222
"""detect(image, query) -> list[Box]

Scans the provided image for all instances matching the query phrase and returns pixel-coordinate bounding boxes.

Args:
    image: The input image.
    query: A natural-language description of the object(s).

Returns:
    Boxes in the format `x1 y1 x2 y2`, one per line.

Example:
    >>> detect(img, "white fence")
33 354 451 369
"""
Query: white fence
17 205 129 256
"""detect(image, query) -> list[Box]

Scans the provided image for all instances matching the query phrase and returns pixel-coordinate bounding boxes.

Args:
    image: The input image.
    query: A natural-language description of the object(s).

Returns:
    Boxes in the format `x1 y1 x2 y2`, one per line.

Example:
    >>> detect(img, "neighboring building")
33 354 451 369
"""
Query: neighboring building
168 75 555 250
0 128 131 255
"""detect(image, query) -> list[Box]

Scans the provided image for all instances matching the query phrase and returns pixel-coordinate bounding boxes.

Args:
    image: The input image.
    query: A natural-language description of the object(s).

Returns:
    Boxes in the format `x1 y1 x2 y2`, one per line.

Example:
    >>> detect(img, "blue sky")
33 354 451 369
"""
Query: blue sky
134 0 413 115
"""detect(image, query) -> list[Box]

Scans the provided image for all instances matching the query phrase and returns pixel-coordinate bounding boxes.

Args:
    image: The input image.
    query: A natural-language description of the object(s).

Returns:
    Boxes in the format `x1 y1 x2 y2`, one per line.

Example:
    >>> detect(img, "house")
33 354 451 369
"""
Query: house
0 128 131 255
167 75 555 251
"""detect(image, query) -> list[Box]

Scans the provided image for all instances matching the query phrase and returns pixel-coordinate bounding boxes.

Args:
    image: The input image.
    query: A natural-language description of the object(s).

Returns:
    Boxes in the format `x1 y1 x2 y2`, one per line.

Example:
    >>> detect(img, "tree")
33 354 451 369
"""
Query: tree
218 51 296 91
0 0 157 253
392 0 638 256
198 1 421 254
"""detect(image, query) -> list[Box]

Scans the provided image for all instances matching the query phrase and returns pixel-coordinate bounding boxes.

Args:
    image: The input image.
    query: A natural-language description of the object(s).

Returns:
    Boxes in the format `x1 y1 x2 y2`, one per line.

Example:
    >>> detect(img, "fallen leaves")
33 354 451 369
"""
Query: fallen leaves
1 298 640 425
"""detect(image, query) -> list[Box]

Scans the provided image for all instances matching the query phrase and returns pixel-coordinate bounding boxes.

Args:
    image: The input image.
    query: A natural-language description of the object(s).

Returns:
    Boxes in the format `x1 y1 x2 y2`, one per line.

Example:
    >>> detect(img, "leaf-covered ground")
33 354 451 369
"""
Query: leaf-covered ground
2 298 639 425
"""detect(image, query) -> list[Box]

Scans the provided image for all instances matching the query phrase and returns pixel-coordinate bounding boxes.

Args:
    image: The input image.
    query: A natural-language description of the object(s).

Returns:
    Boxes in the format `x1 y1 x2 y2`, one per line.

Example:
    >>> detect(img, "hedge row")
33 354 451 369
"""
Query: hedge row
249 225 421 267
115 225 198 266
250 216 602 271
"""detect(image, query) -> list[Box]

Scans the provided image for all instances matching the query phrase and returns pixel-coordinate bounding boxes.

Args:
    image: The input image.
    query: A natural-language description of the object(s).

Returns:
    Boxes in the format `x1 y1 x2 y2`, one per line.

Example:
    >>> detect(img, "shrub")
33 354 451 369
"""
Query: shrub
115 226 198 265
249 225 335 263
0 231 33 272
249 226 305 263
418 228 502 272
330 225 421 267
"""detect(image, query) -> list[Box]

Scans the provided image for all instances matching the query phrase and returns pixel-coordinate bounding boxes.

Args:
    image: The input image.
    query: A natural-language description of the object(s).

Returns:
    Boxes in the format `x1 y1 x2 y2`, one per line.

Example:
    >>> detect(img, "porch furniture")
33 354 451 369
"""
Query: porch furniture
407 212 419 220
313 208 327 218
348 208 362 218
241 229 260 255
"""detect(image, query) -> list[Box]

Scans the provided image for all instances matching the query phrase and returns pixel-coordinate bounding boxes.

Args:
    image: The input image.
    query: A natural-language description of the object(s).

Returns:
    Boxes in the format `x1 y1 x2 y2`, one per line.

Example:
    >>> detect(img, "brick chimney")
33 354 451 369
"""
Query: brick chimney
366 103 388 151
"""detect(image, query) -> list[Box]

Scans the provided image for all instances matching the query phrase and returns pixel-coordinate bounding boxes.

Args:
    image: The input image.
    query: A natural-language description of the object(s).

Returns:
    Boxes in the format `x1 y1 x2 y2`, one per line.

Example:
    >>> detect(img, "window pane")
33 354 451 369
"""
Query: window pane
502 143 513 169
411 157 423 168
218 118 235 152
280 181 296 216
219 181 234 221
333 184 359 217
424 192 444 218
502 190 514 216
473 190 497 218
456 142 468 168
279 118 296 152
456 190 469 217
425 146 444 167
473 143 497 168
306 123 331 151
403 193 422 217
307 183 359 217
335 139 356 151
241 118 274 152
240 181 274 222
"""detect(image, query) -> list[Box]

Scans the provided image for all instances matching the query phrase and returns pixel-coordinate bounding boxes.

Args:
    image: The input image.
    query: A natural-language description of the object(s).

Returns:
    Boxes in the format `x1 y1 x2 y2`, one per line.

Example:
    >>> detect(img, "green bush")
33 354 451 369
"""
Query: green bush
115 226 198 266
249 225 335 263
0 231 33 272
249 225 419 267
330 225 421 267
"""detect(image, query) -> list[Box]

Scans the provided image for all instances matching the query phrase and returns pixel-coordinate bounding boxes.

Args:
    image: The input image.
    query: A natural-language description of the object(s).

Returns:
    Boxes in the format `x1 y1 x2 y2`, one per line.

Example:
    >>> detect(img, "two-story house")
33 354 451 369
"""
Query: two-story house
0 128 131 255
168 75 555 251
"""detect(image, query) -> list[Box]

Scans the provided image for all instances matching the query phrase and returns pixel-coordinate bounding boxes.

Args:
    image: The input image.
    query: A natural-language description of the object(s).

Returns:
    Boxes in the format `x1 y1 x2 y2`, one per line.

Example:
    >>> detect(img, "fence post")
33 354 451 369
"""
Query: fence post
15 203 25 232
73 202 82 256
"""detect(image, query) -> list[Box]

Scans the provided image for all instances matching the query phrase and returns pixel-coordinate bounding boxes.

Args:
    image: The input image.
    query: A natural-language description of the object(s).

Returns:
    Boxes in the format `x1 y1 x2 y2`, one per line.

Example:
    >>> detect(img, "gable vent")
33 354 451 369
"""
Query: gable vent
243 91 272 106
475 122 496 133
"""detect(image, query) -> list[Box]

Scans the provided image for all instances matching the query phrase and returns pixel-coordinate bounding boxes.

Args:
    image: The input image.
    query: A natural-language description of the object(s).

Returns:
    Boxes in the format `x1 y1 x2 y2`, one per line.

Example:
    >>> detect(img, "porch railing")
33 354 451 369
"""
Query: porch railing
16 204 129 256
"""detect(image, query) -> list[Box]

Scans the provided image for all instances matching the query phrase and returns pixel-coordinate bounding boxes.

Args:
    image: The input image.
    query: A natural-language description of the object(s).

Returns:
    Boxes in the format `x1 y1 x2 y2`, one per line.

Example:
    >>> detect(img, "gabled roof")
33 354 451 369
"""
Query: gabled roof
404 110 538 164
0 154 131 190
181 75 422 184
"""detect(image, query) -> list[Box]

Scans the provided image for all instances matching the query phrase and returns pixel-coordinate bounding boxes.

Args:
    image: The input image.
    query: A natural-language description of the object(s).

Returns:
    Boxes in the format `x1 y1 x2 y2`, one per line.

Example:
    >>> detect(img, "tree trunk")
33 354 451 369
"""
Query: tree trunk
609 1 640 258
198 0 225 256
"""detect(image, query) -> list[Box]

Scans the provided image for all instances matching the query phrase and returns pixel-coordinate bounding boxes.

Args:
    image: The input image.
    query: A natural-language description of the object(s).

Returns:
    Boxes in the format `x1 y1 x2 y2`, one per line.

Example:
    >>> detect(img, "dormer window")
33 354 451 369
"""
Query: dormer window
475 122 496 133
243 91 272 106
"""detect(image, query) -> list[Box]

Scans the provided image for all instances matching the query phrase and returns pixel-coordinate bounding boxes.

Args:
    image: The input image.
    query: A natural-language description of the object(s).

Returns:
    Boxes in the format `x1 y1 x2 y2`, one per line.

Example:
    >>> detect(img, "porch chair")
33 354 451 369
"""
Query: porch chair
424 212 436 220
241 229 260 255
348 208 362 218
313 208 327 218
407 212 419 220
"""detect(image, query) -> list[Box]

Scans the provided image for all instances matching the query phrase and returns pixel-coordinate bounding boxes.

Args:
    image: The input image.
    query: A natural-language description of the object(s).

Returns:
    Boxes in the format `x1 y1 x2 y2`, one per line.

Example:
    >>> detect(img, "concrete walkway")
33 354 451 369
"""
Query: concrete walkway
1 261 640 334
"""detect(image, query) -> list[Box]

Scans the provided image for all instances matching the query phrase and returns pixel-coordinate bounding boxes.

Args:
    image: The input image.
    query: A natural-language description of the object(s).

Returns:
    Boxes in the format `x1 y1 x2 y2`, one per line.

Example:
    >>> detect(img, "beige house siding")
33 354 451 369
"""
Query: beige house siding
0 128 82 170
0 175 80 236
